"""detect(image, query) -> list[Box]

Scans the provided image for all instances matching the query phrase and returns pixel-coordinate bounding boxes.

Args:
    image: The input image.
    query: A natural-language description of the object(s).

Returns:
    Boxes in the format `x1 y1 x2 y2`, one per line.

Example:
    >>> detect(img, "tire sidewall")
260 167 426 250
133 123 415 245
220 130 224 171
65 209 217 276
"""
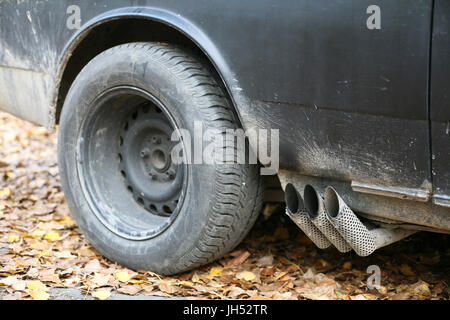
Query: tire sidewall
58 45 221 273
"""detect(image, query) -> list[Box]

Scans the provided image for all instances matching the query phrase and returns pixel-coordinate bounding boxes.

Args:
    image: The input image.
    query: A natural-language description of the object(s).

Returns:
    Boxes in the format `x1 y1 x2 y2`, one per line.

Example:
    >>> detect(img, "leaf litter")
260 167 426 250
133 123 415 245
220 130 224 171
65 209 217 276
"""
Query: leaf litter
0 112 449 300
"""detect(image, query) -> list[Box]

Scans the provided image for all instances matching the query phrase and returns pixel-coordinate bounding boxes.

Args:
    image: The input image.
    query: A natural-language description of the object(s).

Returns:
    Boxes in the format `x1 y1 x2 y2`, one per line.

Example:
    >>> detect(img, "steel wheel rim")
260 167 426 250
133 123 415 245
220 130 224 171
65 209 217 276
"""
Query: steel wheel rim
77 86 187 240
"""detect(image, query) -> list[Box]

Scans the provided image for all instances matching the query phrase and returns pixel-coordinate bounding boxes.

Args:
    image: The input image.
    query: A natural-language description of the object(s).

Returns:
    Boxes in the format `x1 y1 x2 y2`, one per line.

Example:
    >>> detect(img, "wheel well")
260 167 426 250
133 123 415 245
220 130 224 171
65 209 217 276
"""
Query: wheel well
55 18 221 124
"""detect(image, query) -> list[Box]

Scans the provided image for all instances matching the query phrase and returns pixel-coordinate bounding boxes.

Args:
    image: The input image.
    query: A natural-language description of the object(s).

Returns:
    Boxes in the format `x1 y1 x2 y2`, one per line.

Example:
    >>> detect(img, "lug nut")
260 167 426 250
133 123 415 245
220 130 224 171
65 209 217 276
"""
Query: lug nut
167 169 176 180
152 136 162 145
140 148 150 158
149 169 158 179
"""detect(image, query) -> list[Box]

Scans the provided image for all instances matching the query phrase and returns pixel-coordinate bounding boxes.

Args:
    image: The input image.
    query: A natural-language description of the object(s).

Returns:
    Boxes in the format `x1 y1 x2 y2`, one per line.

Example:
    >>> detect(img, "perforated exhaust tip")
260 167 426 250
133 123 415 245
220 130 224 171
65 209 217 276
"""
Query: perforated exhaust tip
324 187 377 257
284 184 331 249
303 185 352 253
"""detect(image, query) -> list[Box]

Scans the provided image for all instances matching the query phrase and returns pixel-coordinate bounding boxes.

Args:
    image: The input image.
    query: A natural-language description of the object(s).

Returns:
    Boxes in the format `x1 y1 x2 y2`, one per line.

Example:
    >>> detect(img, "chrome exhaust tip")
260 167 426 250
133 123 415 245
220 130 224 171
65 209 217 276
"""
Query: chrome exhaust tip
284 183 331 249
324 186 377 256
303 185 352 253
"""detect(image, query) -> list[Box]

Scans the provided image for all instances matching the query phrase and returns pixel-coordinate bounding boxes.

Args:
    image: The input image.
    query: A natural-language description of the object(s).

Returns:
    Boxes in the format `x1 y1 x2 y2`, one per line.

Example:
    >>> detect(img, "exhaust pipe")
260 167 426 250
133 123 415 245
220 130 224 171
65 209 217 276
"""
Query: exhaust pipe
284 184 331 249
324 187 416 257
303 185 352 253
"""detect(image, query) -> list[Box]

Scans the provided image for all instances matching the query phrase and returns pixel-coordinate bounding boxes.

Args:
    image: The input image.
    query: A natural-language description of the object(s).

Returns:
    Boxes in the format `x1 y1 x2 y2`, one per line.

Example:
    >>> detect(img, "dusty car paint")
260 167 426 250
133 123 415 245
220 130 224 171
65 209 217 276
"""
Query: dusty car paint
0 0 449 231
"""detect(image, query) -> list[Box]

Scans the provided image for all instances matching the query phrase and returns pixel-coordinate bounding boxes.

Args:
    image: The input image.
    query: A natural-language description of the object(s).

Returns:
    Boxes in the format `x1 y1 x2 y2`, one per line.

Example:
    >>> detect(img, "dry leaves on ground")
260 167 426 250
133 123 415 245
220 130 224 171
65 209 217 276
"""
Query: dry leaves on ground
0 112 449 300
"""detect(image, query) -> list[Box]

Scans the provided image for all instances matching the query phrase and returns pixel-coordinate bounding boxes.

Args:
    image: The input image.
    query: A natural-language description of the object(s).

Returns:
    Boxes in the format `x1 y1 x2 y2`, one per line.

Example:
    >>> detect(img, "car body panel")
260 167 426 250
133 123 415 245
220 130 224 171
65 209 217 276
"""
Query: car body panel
0 0 449 229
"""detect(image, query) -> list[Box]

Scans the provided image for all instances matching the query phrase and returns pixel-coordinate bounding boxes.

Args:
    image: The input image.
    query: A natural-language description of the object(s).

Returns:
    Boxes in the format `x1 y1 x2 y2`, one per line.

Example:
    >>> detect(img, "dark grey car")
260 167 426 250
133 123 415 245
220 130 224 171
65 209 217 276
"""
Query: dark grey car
0 0 448 274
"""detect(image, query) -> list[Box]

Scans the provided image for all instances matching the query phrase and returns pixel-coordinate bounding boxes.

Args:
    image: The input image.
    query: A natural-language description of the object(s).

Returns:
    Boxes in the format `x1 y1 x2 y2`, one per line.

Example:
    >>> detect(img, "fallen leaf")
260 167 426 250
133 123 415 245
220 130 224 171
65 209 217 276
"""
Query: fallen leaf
30 229 46 238
236 271 256 282
350 294 367 300
257 255 274 267
59 215 76 226
411 280 431 297
261 267 274 277
55 251 76 259
29 289 50 300
399 264 415 276
44 231 60 241
225 251 251 268
0 188 12 198
192 273 203 284
91 274 112 287
159 281 178 294
30 241 49 251
27 280 48 291
228 286 247 298
210 266 223 276
78 246 97 257
118 285 141 295
92 289 111 300
8 234 20 243
38 251 52 257
0 276 20 287
115 271 132 283
84 259 102 273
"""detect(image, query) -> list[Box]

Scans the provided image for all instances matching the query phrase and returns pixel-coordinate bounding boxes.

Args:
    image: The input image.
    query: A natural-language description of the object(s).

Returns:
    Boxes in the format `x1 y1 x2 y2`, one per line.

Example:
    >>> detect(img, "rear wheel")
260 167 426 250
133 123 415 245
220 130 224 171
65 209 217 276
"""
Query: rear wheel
57 42 263 275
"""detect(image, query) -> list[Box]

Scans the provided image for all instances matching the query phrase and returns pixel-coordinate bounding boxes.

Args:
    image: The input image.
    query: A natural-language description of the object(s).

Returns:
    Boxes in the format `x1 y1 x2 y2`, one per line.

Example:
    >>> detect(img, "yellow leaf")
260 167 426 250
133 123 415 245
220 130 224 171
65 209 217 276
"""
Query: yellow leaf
31 230 46 238
130 279 144 284
399 264 415 276
8 234 20 243
376 286 388 295
318 259 329 267
178 281 194 287
44 231 60 241
0 188 12 198
236 271 256 282
29 290 50 300
115 271 132 283
92 290 111 300
38 251 52 257
59 215 76 226
343 262 352 270
27 280 48 292
210 267 223 276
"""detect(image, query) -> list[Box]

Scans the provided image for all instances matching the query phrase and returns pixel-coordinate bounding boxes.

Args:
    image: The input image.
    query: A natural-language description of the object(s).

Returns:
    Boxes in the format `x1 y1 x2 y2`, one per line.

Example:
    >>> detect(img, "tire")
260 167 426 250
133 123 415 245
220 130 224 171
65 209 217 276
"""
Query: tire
57 42 263 275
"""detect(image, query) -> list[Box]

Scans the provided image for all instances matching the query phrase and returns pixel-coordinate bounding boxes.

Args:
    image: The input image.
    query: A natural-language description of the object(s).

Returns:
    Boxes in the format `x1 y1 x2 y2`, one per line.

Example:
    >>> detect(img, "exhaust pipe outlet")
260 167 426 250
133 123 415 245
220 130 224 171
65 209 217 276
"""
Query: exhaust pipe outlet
324 187 416 257
303 185 352 253
284 184 331 249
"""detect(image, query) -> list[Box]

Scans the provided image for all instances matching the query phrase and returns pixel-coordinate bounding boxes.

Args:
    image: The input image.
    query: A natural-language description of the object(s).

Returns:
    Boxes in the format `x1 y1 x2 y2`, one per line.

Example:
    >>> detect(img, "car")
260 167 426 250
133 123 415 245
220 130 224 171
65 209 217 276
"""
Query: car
0 0 448 275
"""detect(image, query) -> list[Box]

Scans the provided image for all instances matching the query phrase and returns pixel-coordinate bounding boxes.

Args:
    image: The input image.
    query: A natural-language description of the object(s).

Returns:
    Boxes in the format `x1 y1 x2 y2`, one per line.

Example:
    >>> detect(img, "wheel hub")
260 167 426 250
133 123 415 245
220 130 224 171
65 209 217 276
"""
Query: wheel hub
118 103 183 216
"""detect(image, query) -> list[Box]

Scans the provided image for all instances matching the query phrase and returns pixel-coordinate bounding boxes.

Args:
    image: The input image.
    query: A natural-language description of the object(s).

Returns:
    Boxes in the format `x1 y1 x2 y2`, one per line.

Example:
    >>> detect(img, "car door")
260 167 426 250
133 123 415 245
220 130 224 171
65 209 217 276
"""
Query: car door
220 0 433 199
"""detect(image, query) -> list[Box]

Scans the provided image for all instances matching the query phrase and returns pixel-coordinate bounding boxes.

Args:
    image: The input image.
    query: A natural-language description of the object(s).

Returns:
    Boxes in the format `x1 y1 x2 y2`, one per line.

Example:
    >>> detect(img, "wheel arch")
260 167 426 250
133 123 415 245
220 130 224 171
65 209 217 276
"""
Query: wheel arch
51 7 247 128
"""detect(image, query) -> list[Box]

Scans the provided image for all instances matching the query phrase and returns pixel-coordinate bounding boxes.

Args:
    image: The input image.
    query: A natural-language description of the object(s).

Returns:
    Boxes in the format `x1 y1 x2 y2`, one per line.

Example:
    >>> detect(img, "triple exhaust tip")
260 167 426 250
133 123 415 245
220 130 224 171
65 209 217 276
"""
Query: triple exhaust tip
285 183 415 257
